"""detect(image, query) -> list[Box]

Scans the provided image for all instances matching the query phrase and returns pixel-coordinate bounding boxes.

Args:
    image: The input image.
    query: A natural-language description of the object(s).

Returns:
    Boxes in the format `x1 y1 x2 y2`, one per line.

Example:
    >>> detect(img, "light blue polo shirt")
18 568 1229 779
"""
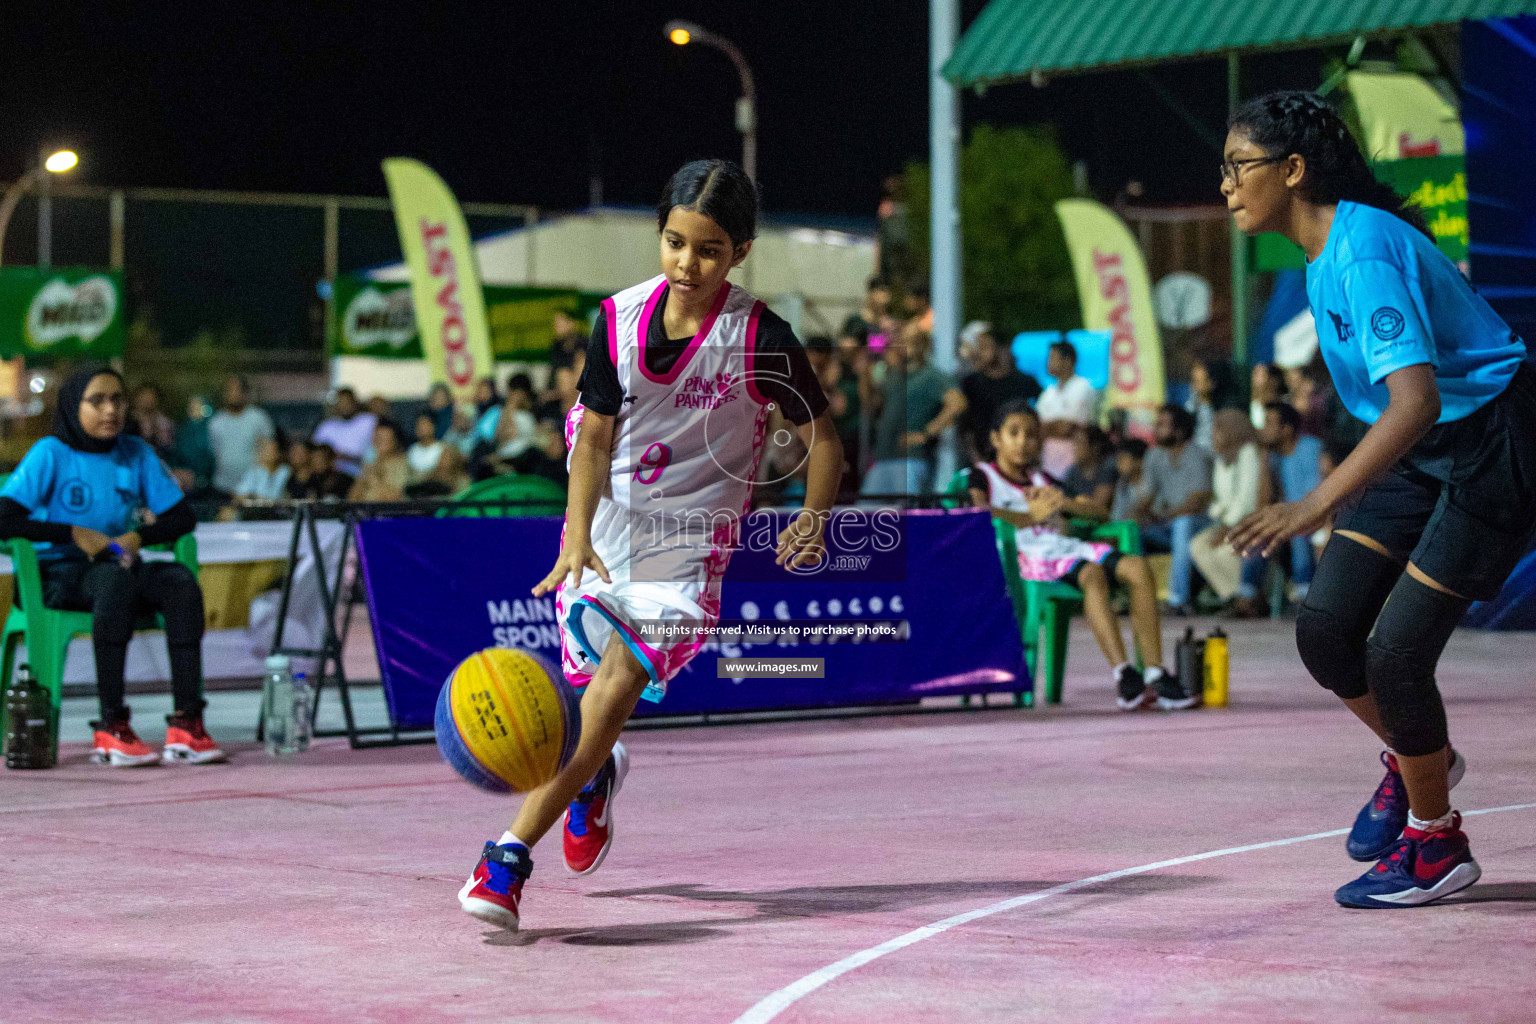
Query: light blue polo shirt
2 436 184 558
1305 201 1525 425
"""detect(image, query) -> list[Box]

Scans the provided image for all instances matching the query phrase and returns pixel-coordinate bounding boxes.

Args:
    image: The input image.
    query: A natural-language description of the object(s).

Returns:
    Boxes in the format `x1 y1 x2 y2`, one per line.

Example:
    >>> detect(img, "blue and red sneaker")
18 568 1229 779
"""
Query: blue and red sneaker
458 841 532 931
1336 812 1480 909
1347 748 1467 862
563 741 629 875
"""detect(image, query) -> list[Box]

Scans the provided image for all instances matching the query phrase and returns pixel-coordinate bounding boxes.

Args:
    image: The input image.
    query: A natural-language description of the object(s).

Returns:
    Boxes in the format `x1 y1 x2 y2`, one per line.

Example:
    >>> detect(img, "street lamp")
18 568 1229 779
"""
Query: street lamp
0 149 79 270
664 20 757 182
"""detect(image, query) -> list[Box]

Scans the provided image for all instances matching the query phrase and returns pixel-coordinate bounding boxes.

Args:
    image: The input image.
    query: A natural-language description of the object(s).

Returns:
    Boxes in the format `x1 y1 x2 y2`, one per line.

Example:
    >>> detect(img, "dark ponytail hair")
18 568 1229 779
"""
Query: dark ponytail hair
656 159 760 247
1230 90 1431 239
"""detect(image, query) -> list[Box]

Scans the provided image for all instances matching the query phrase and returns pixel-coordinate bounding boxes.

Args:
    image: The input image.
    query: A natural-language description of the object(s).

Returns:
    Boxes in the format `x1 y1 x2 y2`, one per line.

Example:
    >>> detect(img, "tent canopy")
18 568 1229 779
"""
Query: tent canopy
942 0 1536 88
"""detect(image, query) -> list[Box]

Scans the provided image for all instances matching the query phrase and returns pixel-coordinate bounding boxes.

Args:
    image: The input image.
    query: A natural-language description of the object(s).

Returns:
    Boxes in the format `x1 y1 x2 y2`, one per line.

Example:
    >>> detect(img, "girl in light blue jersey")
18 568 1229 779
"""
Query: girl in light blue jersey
0 367 224 767
1223 92 1534 910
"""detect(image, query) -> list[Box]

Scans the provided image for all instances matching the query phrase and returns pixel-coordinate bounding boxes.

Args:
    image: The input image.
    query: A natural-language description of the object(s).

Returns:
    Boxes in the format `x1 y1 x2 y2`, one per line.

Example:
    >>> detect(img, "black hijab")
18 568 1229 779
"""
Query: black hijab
52 365 125 455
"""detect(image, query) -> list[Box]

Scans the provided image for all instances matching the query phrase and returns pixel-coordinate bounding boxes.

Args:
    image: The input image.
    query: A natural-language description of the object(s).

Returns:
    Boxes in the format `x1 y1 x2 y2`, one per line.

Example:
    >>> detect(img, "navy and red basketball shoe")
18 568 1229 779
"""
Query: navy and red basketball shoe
1347 748 1467 861
459 841 533 931
563 741 629 875
1335 812 1481 909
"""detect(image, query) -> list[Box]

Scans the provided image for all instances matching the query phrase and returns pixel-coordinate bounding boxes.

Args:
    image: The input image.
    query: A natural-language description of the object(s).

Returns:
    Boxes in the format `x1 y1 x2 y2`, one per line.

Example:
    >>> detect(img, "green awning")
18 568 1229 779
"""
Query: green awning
943 0 1536 88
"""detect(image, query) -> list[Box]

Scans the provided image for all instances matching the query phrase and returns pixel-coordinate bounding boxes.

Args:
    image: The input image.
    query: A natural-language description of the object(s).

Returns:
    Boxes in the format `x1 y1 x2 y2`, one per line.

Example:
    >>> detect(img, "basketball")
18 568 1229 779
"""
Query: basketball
434 648 582 794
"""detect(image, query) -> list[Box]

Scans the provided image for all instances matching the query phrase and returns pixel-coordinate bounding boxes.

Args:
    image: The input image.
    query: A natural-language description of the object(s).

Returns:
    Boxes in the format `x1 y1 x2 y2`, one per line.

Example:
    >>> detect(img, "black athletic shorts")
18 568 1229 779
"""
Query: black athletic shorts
1332 362 1536 600
1062 549 1123 590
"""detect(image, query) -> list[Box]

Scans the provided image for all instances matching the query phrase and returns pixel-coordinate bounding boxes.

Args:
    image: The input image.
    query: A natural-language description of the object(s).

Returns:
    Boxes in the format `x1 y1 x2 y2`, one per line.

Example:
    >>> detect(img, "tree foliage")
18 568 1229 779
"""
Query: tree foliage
906 124 1080 337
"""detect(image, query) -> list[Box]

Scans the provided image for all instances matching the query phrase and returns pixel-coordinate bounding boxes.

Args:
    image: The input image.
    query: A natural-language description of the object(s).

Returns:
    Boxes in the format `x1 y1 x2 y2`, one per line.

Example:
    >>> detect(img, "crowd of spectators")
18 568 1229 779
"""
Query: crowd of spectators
21 290 1364 623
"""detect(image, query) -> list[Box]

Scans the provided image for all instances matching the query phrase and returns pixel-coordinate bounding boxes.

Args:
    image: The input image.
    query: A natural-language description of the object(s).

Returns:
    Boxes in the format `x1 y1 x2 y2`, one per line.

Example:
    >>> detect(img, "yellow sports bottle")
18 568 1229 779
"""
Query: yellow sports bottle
1203 627 1230 707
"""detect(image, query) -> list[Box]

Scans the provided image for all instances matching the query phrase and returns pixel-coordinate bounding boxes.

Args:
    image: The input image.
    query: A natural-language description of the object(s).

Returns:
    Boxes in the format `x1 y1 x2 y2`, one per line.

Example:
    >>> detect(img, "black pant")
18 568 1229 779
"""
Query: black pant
40 558 206 720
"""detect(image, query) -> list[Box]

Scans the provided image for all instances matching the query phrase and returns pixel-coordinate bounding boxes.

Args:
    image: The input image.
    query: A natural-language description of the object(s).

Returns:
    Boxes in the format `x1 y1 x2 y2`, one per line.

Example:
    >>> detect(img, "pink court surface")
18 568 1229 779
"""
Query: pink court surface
3 616 1534 1023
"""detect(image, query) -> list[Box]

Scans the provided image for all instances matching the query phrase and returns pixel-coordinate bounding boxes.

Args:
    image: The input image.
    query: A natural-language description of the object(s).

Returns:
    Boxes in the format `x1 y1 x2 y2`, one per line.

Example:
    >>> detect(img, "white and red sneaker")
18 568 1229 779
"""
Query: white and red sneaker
162 711 227 764
90 712 159 767
563 741 629 875
458 841 533 931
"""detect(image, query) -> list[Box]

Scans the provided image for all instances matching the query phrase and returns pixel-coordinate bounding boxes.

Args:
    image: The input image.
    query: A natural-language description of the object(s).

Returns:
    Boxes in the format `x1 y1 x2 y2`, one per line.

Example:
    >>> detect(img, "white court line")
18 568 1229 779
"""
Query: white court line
732 802 1536 1024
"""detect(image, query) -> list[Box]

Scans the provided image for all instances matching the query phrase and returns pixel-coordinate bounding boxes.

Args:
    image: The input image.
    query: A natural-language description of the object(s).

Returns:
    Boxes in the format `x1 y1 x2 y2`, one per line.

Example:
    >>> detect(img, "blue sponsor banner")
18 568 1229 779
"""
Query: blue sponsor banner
355 509 1027 731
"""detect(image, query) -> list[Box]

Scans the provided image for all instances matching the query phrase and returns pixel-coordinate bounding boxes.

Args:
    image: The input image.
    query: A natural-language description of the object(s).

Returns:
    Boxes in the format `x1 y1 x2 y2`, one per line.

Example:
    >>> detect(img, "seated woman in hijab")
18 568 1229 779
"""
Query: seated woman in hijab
0 366 224 767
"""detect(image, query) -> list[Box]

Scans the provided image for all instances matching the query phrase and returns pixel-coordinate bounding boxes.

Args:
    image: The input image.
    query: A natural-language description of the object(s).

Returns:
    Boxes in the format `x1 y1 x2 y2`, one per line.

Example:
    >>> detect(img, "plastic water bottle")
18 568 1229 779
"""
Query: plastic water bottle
263 654 297 757
291 672 313 753
4 665 55 770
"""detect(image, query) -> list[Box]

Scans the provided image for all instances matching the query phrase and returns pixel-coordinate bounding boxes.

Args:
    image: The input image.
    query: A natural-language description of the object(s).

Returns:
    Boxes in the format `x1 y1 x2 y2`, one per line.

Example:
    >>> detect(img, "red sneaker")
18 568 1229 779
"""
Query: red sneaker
458 842 533 931
162 711 227 764
90 712 158 768
563 742 629 875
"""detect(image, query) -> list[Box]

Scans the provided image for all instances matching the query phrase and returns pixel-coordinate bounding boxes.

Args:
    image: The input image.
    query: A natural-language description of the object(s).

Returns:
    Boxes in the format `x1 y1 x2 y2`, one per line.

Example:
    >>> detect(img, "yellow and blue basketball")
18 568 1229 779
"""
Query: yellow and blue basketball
434 648 582 794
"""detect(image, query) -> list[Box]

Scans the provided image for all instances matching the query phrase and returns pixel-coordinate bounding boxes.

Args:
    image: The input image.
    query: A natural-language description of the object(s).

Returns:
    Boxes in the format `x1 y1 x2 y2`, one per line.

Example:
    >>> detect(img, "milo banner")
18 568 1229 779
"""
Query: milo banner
1055 199 1166 416
0 267 124 362
329 275 605 362
382 158 496 400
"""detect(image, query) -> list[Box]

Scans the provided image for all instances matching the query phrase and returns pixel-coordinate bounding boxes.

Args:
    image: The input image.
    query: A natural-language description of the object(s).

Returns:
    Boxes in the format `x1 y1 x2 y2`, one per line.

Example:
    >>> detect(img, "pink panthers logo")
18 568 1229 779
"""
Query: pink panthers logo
674 372 740 410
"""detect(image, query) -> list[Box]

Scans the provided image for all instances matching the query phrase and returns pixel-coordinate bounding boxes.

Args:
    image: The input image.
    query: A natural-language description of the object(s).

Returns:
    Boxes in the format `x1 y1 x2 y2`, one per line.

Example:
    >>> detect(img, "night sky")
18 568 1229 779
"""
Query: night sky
5 3 1335 220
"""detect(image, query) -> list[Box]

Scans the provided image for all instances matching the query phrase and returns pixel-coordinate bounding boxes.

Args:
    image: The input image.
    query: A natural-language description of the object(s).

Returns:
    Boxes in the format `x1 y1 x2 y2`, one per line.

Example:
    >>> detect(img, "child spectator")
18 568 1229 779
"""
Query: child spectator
349 419 409 502
442 402 480 459
969 402 1185 710
302 443 352 500
284 438 314 499
1249 362 1288 430
1110 438 1148 522
235 436 291 503
1060 424 1118 520
407 412 448 488
425 382 455 440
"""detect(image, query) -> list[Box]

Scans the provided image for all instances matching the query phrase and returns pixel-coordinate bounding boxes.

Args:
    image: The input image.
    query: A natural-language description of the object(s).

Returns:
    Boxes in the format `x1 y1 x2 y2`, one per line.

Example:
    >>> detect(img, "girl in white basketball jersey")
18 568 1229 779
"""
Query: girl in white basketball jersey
459 160 844 931
970 402 1177 712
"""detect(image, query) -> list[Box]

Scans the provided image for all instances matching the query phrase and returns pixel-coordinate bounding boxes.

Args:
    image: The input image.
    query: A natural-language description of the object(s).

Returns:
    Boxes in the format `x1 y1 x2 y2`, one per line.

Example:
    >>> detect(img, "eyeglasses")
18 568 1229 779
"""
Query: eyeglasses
1219 155 1286 186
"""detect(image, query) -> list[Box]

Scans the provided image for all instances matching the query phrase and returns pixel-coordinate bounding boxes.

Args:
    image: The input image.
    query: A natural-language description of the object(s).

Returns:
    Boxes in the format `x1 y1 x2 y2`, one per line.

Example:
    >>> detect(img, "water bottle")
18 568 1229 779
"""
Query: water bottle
1174 627 1205 707
291 672 313 753
262 654 297 757
1203 627 1230 708
4 665 55 770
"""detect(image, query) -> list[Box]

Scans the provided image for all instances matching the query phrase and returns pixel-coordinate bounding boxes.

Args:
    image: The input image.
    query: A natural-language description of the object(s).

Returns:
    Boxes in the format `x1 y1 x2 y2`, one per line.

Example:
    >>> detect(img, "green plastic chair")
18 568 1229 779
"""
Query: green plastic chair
1 533 200 752
945 468 1142 704
439 474 567 518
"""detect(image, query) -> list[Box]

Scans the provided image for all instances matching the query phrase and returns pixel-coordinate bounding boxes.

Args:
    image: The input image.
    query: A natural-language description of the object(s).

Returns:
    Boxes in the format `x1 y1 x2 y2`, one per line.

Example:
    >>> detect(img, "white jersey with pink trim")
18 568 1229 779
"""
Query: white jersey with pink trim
556 275 775 701
974 462 1113 584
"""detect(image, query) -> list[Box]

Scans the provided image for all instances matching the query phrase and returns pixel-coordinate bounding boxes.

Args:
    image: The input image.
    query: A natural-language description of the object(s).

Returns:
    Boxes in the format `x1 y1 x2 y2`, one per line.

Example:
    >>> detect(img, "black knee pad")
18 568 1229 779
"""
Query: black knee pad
1364 576 1471 757
1295 603 1370 699
1294 536 1405 700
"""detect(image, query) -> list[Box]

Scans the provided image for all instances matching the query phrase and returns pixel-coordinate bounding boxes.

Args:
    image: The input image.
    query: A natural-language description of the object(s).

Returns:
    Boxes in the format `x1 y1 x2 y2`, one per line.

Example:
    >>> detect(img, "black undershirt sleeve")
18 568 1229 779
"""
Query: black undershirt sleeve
748 309 830 426
137 499 196 547
575 308 623 416
0 497 74 544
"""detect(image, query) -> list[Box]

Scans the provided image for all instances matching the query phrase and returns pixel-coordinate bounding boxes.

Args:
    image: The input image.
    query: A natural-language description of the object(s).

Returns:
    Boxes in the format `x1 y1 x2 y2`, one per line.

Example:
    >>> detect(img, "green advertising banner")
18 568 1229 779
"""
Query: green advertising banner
1374 155 1468 262
0 267 125 362
330 276 606 362
1253 156 1468 273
